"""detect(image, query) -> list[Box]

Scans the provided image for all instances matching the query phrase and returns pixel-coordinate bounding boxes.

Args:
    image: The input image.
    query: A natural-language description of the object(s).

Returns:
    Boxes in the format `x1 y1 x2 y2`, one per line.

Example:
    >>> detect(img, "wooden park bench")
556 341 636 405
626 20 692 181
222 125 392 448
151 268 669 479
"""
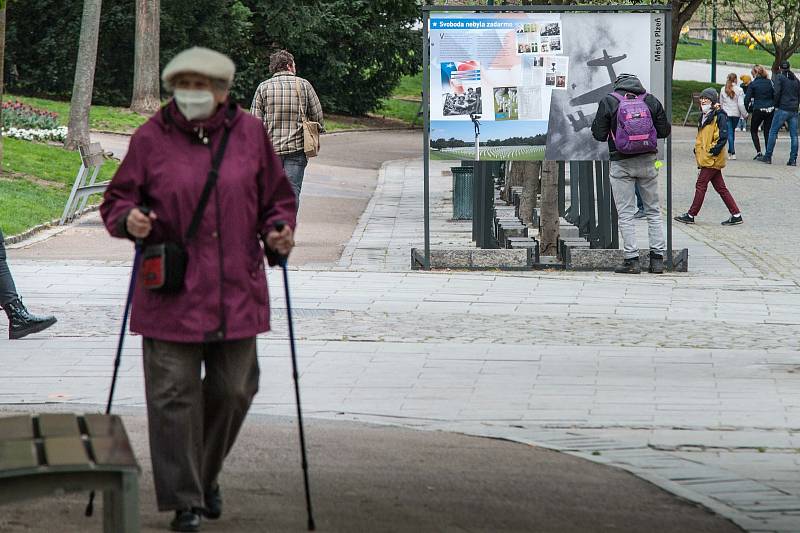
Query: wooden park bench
0 413 139 532
60 142 113 225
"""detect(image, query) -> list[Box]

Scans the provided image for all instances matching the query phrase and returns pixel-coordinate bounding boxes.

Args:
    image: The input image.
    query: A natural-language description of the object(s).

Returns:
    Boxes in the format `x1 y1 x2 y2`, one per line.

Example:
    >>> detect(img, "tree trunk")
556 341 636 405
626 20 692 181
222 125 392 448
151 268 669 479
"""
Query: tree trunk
503 160 526 203
518 161 541 225
64 0 102 151
539 160 559 256
0 4 6 165
131 0 160 114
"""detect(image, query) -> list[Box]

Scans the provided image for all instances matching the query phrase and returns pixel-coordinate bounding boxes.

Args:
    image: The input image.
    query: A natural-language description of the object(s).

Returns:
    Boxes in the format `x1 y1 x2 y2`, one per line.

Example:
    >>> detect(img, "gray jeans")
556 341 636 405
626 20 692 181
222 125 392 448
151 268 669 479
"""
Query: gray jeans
142 337 260 511
0 230 19 307
279 151 308 210
609 154 666 259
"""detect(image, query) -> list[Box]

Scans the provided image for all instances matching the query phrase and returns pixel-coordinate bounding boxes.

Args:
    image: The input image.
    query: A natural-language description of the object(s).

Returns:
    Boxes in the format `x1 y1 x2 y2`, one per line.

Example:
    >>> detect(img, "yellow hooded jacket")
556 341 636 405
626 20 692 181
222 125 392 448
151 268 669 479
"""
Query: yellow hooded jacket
695 108 728 169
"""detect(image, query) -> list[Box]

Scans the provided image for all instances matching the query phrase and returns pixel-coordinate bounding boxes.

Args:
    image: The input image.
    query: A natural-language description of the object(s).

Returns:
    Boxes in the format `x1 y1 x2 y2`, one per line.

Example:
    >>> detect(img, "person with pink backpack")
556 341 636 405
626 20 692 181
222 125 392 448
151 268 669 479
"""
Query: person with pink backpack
591 73 671 274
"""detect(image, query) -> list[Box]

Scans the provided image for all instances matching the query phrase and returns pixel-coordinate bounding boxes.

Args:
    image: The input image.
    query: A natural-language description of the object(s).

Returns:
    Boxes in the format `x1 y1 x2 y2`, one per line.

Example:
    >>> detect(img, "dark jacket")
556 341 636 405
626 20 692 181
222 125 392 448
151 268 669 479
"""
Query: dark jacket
101 100 297 343
745 76 775 112
773 70 800 112
591 77 671 160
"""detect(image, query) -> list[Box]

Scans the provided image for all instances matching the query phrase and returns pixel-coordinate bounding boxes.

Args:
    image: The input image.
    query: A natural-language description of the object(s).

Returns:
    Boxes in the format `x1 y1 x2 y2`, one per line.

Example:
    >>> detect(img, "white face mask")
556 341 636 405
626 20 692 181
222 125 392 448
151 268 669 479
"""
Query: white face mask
701 103 712 113
174 89 217 121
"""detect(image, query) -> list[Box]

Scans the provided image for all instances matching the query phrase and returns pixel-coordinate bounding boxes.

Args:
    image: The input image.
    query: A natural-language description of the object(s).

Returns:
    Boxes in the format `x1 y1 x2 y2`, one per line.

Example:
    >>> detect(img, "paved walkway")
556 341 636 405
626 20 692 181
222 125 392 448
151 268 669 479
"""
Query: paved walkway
3 128 800 531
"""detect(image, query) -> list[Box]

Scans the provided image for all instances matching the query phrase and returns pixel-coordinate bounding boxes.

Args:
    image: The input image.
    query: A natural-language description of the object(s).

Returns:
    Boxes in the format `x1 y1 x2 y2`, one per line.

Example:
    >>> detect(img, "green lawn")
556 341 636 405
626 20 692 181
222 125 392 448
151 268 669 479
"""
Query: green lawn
0 138 118 236
676 38 775 67
4 94 149 134
672 80 723 126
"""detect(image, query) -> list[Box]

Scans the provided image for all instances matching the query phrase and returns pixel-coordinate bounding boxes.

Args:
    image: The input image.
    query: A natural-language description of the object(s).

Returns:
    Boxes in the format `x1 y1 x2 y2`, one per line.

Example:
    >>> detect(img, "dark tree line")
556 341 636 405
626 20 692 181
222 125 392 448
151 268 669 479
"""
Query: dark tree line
5 0 421 115
431 133 546 149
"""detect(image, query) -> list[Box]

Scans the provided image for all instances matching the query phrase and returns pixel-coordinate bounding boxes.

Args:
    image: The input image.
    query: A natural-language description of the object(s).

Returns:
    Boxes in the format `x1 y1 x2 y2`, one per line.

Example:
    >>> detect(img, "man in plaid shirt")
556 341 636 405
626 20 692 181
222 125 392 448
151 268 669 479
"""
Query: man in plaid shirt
250 50 324 209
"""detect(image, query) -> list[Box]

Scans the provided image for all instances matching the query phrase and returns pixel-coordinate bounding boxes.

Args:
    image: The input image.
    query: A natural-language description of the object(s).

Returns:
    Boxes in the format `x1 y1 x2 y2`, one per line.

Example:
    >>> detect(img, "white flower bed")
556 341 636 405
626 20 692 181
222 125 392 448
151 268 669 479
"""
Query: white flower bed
2 126 68 142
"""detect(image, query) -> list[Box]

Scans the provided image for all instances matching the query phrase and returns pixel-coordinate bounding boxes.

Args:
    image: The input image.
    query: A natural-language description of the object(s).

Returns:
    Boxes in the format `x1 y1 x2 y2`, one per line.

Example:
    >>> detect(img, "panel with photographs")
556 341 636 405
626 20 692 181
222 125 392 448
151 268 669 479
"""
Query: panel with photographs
440 60 483 116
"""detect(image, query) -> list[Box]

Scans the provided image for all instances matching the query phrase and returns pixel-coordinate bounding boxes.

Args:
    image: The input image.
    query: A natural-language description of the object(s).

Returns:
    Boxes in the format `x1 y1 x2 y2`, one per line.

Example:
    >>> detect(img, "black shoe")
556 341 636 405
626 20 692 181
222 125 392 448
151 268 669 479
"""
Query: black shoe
649 253 664 274
760 156 772 164
614 257 641 274
3 298 57 340
633 209 646 219
674 213 695 224
753 153 763 160
788 160 797 166
170 509 201 532
203 485 222 520
721 214 743 226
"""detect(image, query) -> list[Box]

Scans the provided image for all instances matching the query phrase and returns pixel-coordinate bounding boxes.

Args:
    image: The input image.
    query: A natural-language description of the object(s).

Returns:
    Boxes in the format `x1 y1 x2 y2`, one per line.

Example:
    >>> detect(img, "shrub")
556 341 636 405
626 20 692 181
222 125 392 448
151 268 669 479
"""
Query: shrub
2 101 60 130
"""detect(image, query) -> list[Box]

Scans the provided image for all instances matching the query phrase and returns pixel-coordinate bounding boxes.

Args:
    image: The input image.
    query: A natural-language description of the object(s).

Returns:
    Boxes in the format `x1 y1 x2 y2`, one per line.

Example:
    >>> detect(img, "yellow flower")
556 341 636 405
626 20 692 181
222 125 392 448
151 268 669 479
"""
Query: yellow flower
749 44 756 50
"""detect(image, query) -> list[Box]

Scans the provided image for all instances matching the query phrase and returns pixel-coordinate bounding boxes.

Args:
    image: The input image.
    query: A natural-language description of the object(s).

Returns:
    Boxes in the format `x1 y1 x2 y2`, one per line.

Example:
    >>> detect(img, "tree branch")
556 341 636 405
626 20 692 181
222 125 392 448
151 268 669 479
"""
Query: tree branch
729 1 774 57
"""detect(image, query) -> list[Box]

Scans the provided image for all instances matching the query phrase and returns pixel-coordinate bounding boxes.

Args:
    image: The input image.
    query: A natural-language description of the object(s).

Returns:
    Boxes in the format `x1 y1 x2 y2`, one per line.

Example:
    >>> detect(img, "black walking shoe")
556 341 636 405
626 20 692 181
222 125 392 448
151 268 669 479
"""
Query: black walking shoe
788 160 797 166
674 213 695 224
649 253 664 274
3 298 57 340
753 153 763 160
170 509 201 532
721 214 743 226
203 485 222 520
614 257 641 274
759 156 772 164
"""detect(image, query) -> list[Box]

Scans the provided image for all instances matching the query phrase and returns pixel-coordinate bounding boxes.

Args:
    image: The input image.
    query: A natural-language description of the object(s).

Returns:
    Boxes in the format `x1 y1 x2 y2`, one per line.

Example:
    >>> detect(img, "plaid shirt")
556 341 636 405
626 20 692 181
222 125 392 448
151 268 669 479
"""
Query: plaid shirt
250 71 324 156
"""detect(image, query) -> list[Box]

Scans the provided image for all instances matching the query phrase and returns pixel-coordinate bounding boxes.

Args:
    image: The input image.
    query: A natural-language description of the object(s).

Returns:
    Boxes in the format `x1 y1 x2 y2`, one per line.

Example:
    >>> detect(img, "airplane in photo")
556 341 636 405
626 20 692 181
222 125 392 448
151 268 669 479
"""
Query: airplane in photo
567 49 627 132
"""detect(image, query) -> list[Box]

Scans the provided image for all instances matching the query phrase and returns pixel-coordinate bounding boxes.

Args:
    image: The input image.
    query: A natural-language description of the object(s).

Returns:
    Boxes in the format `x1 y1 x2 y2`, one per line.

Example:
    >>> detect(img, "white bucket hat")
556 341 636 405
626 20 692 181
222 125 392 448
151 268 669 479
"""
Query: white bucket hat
161 47 236 90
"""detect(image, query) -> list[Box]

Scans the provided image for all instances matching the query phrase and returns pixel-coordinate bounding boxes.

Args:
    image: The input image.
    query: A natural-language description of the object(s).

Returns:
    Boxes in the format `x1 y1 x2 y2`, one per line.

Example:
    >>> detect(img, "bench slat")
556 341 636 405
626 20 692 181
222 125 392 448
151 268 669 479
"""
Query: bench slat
84 415 138 467
38 414 80 437
44 436 90 466
0 415 34 440
0 440 38 470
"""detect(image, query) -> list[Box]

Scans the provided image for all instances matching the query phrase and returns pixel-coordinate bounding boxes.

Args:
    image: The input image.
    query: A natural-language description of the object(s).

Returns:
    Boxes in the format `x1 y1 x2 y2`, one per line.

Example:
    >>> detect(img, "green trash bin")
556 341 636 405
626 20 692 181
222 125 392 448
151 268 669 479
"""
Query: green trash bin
451 166 473 220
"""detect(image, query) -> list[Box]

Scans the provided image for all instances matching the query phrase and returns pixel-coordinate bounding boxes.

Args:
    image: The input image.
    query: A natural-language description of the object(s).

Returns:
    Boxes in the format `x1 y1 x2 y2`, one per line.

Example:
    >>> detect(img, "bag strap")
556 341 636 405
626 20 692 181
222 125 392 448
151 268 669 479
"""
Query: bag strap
184 103 236 243
294 76 307 122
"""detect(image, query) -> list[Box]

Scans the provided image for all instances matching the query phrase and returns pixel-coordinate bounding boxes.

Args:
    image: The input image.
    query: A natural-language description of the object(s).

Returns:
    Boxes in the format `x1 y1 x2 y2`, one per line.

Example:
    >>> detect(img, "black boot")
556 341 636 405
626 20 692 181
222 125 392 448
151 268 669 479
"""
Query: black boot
614 257 641 274
170 508 201 532
3 298 57 340
649 253 664 274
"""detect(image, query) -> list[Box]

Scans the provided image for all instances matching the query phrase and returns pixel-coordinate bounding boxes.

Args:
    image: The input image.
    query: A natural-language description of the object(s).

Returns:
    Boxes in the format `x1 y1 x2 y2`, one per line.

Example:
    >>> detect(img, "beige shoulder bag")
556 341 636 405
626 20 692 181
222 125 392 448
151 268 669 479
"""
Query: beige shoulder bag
294 77 321 157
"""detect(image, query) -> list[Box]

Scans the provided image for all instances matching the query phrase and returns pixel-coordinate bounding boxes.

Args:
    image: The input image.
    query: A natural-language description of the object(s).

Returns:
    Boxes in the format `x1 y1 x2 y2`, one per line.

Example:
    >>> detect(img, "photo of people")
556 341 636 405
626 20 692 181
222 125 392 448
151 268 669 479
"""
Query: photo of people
541 22 561 36
545 73 556 87
493 87 519 121
516 23 541 55
443 87 482 116
548 36 562 52
556 75 566 88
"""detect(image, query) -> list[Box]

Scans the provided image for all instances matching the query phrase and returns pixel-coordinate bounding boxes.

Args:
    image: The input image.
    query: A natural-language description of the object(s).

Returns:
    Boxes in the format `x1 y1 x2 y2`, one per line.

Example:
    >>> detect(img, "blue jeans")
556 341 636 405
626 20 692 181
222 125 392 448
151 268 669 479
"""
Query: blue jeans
726 116 739 154
0 230 20 307
765 109 799 162
279 151 308 210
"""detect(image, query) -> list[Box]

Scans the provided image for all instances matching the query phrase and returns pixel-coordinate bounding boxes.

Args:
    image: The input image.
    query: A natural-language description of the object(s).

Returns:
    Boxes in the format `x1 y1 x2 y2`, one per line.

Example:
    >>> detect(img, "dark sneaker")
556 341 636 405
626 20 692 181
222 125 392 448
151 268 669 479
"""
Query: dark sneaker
649 253 664 274
760 156 772 164
170 509 201 532
203 485 222 520
788 160 797 166
633 209 646 219
721 214 743 226
614 257 641 274
674 213 695 224
753 153 762 160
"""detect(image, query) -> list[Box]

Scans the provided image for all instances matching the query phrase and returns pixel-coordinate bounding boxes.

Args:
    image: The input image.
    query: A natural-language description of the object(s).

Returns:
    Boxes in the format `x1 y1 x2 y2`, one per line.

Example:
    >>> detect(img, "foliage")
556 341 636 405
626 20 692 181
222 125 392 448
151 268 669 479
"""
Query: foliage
5 0 421 115
0 138 118 236
3 126 68 142
2 100 59 129
728 0 800 69
3 93 148 133
676 38 776 66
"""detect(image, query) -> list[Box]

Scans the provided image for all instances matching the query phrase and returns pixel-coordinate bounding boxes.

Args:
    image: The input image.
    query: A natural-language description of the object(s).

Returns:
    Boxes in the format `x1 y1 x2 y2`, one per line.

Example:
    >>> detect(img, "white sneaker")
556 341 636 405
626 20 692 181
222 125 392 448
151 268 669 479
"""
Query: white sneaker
729 153 737 160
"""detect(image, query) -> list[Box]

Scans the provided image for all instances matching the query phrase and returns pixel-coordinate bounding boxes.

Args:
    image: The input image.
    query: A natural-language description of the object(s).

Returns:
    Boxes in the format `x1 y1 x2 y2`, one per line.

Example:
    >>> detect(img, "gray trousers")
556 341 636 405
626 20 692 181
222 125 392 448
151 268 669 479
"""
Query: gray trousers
609 153 666 260
0 230 20 307
142 337 260 511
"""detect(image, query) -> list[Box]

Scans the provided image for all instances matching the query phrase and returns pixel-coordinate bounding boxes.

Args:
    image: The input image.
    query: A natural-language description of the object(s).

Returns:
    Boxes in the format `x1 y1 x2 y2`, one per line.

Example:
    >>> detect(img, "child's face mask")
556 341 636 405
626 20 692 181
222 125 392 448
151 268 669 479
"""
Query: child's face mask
700 102 712 113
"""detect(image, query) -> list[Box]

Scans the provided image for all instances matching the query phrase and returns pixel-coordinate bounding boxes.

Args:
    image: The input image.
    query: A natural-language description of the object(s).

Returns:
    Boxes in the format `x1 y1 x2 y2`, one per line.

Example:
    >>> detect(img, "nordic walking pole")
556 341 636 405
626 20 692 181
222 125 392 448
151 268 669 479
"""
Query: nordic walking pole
273 221 316 531
86 207 148 517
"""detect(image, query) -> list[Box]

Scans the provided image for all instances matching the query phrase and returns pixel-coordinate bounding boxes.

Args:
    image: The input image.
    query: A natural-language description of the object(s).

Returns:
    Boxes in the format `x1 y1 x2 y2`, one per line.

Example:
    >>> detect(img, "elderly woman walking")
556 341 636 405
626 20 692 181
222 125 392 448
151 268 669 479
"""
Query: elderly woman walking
101 47 296 532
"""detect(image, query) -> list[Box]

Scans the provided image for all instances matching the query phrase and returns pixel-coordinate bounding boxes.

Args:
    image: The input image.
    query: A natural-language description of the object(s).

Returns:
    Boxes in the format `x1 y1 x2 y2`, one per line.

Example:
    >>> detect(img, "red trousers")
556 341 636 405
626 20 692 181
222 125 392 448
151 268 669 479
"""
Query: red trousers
688 168 740 217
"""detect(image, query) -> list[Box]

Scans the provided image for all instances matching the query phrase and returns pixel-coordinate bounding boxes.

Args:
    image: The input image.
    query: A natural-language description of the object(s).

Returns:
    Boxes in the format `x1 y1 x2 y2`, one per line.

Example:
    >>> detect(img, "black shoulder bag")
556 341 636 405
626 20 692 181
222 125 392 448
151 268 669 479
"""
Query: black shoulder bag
141 118 233 294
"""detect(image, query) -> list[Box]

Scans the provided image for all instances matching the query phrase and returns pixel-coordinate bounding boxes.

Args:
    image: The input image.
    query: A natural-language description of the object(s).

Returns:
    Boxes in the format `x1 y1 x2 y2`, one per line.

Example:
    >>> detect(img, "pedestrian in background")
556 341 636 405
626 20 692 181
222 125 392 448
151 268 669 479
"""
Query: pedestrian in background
0 230 57 339
759 60 800 166
675 88 743 227
738 74 751 131
719 73 748 160
745 65 775 160
250 50 324 209
101 47 297 533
